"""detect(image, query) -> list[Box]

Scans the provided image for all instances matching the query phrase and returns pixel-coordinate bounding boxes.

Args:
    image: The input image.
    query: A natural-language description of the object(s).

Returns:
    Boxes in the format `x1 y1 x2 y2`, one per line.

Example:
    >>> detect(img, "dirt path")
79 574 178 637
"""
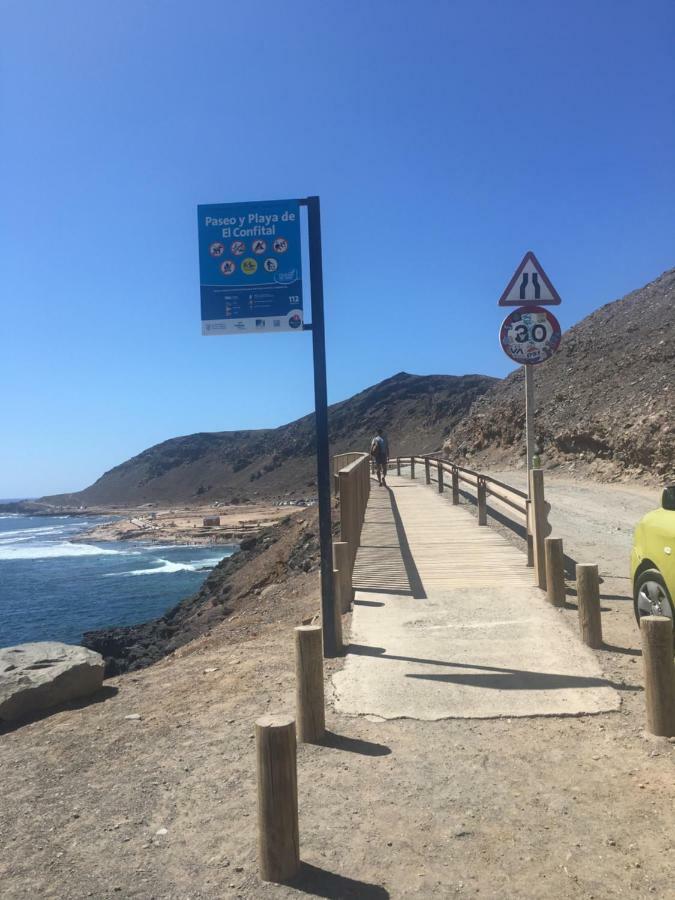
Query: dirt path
1 477 673 899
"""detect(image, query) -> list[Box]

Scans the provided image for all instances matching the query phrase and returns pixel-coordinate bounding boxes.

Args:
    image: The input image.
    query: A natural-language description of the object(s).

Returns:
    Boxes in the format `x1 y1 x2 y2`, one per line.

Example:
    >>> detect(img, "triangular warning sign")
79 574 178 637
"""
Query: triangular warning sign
498 251 561 306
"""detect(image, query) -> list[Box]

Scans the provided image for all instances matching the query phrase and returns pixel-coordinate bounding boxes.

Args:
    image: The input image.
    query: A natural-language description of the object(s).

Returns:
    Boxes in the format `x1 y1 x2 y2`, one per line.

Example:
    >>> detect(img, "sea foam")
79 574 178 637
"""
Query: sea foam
0 542 124 560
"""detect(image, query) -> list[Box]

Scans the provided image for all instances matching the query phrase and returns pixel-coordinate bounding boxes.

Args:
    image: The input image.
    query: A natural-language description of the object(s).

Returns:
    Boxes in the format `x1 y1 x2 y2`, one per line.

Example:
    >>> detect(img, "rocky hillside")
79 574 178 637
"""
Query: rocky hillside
45 372 495 506
444 268 674 480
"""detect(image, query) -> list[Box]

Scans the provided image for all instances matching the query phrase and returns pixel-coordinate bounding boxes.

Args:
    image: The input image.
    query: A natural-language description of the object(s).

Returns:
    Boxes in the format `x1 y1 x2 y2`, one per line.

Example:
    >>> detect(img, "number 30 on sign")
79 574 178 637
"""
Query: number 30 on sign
500 305 562 365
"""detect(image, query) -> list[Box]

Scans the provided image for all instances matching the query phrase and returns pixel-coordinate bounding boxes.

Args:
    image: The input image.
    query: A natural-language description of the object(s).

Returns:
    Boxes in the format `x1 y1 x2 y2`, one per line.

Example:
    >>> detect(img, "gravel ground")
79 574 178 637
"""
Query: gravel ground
1 475 673 900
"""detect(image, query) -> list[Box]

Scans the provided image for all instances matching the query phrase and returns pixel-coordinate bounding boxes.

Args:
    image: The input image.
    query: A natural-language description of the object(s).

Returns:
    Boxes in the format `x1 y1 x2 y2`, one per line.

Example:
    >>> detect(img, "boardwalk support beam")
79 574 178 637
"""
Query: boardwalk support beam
437 461 444 493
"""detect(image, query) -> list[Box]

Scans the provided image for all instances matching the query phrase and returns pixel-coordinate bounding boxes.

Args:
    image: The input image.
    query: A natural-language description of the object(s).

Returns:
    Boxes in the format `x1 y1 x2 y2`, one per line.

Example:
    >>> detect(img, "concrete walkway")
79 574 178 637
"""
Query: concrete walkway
332 474 620 720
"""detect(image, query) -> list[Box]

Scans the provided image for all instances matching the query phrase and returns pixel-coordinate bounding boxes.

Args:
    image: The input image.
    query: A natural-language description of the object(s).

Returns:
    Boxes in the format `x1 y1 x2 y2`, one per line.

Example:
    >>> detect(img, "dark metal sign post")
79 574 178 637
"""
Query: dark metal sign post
197 194 337 658
301 196 337 657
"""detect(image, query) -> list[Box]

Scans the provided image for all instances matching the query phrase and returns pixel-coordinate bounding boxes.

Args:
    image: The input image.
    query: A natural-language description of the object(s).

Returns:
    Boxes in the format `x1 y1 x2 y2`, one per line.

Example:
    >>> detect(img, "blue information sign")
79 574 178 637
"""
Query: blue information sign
197 199 303 335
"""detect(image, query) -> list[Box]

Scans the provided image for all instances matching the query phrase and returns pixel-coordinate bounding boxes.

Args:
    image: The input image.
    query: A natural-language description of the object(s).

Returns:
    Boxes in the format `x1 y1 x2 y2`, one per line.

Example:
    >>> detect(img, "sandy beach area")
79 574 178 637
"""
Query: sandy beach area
72 503 295 546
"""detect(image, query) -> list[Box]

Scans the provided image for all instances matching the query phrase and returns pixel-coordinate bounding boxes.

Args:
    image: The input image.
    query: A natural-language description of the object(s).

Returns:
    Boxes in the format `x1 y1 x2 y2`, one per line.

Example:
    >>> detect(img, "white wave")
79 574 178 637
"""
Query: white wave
0 542 124 560
0 525 73 539
106 555 228 577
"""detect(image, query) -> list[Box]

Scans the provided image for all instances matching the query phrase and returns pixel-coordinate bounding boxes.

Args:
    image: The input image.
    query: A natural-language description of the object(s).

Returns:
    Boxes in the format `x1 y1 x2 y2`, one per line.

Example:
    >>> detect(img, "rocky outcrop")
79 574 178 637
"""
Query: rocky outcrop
83 511 321 676
0 643 104 724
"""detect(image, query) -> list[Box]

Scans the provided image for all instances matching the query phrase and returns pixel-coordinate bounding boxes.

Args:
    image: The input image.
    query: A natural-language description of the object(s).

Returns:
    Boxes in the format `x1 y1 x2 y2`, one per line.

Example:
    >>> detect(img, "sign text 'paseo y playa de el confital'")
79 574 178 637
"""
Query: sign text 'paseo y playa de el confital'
198 199 303 335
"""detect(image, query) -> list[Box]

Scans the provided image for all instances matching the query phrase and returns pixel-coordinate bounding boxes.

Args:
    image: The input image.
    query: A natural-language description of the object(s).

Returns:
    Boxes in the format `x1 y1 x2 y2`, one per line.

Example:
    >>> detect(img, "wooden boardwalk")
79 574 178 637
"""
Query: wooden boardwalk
334 473 620 720
354 476 533 594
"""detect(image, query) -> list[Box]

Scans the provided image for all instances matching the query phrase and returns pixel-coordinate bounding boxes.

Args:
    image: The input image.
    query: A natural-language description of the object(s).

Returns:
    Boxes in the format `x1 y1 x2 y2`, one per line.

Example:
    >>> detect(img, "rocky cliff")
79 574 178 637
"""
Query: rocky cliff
443 268 674 480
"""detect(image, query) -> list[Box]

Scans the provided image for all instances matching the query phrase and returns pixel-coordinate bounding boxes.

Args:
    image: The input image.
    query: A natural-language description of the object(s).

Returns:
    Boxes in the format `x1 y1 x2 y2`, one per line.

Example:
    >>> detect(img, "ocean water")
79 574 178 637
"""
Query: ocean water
0 513 236 648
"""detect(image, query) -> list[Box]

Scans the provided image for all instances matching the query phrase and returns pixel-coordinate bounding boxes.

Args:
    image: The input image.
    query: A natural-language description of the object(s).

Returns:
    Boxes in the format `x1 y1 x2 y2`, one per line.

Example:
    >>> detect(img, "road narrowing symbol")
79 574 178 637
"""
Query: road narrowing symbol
500 306 562 365
498 251 561 306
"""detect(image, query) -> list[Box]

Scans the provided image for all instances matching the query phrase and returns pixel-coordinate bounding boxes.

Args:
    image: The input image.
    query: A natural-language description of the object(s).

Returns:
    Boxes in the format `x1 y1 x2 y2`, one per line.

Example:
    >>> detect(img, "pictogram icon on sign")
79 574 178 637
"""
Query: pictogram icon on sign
231 240 246 256
498 251 561 306
220 260 235 276
273 237 288 253
252 239 267 254
241 258 258 275
263 258 278 272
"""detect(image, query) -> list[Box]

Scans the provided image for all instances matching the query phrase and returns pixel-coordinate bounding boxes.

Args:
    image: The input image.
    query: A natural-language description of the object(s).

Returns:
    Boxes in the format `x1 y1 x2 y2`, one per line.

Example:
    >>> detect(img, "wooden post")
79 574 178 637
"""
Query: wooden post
437 461 444 493
396 457 401 476
526 499 534 567
477 478 487 526
576 563 602 648
544 537 565 607
333 541 352 612
424 457 431 484
410 457 415 479
529 468 547 590
640 616 675 737
294 625 325 743
452 467 459 505
332 569 343 653
256 715 300 883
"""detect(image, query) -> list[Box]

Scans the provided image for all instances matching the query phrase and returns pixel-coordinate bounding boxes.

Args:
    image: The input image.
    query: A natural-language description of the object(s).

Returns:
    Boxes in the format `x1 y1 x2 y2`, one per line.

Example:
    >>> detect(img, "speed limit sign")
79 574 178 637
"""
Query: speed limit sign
500 305 562 365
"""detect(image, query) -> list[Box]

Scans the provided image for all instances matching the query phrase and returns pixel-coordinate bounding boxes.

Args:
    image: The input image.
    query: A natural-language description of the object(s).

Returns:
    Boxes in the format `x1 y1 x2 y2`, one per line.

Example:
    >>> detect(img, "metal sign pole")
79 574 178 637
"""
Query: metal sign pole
525 364 535 472
303 195 337 657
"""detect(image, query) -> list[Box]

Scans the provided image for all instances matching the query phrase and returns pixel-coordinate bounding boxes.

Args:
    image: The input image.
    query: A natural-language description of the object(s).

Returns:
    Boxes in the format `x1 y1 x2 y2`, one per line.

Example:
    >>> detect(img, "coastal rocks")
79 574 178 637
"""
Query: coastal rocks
0 642 105 724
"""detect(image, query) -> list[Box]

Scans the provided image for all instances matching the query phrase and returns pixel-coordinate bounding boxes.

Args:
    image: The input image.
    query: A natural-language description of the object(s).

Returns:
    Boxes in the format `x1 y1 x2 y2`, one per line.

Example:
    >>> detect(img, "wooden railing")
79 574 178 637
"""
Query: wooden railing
390 455 549 582
332 451 366 494
336 453 370 568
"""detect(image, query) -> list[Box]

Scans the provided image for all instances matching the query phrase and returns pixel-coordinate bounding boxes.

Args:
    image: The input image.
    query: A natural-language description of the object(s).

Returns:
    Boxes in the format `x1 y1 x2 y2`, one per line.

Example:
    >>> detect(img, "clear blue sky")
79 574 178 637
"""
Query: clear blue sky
2 0 673 497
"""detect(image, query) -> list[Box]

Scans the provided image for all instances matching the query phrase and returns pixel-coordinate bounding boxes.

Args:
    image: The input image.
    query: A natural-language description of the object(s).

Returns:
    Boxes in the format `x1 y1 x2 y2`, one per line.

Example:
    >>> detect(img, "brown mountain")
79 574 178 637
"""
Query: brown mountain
443 268 675 480
45 372 496 507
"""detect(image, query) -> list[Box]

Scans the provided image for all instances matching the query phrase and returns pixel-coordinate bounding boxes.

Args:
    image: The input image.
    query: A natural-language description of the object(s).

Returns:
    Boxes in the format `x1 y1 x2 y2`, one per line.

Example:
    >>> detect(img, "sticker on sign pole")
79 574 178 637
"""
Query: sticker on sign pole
500 306 562 365
498 251 561 306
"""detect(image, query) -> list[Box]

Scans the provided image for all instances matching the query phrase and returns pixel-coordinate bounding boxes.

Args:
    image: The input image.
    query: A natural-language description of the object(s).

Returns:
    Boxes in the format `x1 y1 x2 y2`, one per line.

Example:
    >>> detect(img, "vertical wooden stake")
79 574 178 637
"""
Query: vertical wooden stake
526 499 534 567
396 457 401 476
640 615 675 737
529 468 547 590
477 478 487 526
424 458 431 484
256 715 300 883
576 563 602 648
333 541 352 612
332 569 343 653
295 625 325 743
452 468 459 505
544 537 565 607
437 461 444 493
411 457 415 479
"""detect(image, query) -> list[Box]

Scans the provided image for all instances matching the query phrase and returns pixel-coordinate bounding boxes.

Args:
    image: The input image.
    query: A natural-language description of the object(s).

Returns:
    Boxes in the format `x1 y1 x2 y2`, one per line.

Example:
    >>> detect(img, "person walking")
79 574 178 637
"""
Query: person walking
370 428 389 486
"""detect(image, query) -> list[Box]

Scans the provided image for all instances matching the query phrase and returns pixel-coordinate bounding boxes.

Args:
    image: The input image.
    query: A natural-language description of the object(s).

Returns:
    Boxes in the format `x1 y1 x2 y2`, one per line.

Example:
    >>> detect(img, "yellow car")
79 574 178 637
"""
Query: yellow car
631 485 675 627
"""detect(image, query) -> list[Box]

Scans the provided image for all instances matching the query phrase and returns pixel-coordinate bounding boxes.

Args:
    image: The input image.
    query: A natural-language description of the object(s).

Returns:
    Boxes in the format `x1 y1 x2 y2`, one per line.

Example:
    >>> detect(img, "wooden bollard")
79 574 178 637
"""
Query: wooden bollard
424 458 431 484
477 479 487 526
332 569 343 652
295 626 325 743
451 468 459 505
256 715 300 882
396 457 401 476
333 541 352 612
545 537 565 607
529 468 547 590
437 461 444 493
640 616 675 737
526 500 534 568
410 457 415 479
576 563 602 648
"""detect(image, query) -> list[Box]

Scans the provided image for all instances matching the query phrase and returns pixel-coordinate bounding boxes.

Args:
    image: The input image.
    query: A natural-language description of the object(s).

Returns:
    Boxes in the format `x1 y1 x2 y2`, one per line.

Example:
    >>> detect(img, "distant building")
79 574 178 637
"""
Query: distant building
203 516 220 527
